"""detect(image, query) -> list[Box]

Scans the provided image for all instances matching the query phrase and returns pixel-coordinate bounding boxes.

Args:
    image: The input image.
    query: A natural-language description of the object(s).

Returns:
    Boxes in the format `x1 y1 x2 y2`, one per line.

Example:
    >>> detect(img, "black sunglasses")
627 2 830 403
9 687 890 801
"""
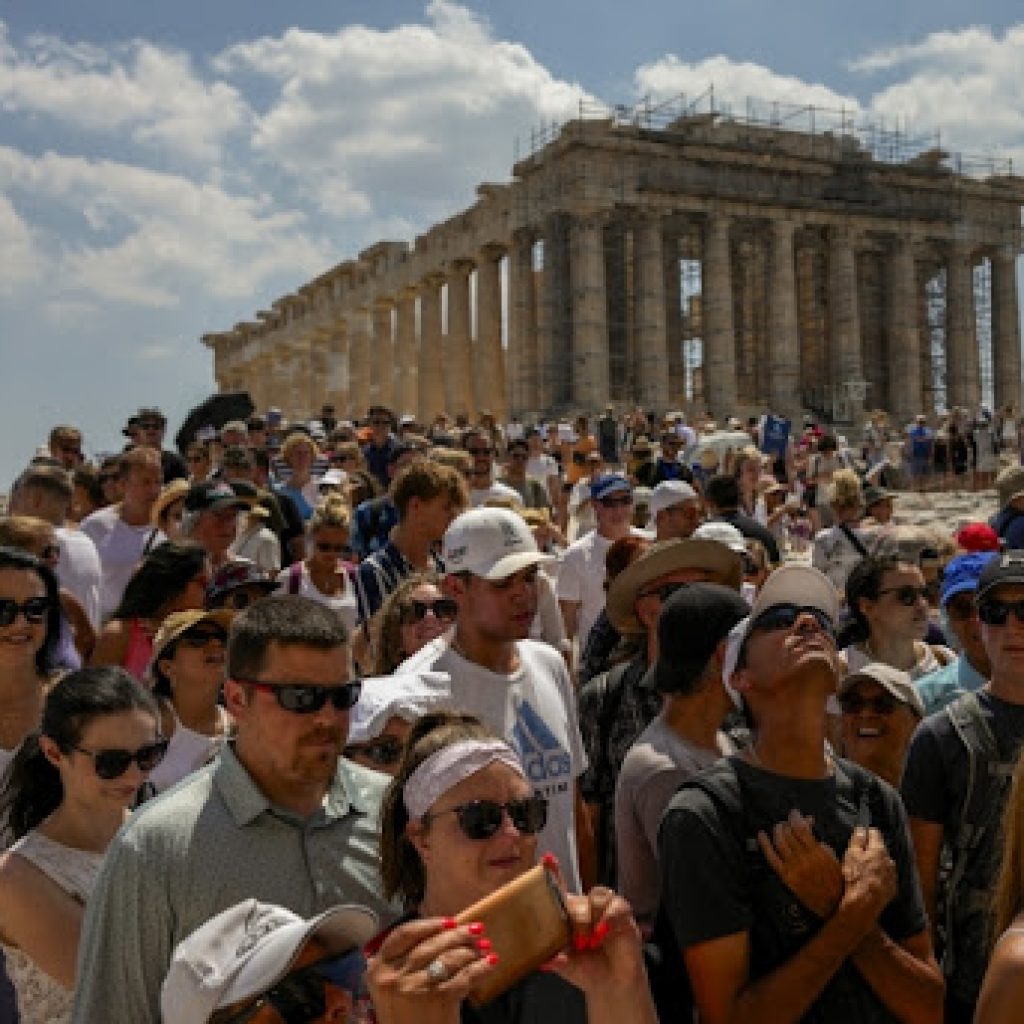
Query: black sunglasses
0 597 51 627
598 495 633 508
177 627 227 648
750 603 836 637
978 600 1024 626
402 598 458 623
72 738 168 779
840 693 902 716
426 796 548 841
221 949 369 1024
877 585 929 607
345 735 404 767
241 679 362 714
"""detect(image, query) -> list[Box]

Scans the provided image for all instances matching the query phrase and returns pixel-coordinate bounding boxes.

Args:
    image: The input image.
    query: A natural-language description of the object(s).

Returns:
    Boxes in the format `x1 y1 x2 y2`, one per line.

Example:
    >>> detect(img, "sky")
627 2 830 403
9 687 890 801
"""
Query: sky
2 1 1024 484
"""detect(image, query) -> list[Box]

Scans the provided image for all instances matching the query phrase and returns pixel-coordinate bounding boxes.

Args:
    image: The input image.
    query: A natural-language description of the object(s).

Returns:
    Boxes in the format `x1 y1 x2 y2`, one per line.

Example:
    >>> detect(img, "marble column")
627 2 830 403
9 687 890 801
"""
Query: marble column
288 335 314 420
992 249 1022 413
418 275 446 423
635 214 670 410
323 323 349 417
829 226 864 422
371 300 394 409
309 333 330 415
702 213 738 418
537 216 569 412
475 245 506 421
569 213 610 411
946 242 979 412
395 287 418 417
446 261 475 418
662 231 684 405
507 231 537 416
888 238 922 425
348 307 372 417
768 219 801 421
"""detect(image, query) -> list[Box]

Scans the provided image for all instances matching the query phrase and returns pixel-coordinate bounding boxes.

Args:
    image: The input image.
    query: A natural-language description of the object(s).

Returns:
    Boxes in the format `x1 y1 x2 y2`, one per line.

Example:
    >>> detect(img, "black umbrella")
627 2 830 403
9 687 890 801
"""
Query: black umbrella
174 391 254 455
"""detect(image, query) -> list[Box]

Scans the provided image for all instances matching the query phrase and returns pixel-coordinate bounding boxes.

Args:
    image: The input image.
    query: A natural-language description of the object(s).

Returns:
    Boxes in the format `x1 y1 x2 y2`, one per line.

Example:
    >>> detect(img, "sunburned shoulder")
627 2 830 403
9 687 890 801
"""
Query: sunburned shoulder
976 929 1024 1023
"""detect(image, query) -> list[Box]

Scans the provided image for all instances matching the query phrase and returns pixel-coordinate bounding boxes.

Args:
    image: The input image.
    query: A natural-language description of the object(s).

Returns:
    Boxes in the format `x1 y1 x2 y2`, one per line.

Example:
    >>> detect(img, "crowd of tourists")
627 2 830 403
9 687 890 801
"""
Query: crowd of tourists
4 398 1024 1022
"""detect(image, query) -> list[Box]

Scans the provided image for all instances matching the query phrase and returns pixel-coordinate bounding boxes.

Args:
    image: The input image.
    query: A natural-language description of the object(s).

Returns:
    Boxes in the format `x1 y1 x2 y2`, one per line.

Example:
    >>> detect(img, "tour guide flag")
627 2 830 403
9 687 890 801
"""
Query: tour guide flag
761 415 791 459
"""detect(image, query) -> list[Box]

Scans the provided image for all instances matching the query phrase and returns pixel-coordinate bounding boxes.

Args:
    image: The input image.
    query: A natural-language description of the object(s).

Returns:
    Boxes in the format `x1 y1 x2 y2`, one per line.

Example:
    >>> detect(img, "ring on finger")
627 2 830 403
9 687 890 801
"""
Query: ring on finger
426 957 449 983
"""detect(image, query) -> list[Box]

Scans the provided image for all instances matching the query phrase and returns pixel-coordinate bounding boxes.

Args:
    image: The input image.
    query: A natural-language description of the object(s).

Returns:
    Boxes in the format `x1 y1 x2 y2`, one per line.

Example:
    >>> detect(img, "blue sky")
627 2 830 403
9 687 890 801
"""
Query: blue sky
2 1 1023 484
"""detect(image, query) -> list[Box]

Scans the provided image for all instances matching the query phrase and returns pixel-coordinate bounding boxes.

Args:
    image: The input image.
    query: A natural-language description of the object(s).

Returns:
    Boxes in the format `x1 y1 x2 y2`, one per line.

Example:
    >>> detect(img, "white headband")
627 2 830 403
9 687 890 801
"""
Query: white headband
403 739 525 821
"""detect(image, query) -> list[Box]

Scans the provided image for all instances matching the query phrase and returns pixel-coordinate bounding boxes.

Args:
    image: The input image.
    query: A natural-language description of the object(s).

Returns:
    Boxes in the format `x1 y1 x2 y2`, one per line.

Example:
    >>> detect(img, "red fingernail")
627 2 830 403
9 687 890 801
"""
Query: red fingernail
467 922 485 936
441 918 457 931
542 853 559 869
486 953 500 966
477 938 493 952
593 921 610 943
573 932 588 951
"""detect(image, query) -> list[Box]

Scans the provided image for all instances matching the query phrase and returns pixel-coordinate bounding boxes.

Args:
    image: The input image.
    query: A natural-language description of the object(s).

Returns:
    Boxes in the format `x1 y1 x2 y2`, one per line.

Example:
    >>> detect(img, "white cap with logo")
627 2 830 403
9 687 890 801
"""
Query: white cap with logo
443 508 554 580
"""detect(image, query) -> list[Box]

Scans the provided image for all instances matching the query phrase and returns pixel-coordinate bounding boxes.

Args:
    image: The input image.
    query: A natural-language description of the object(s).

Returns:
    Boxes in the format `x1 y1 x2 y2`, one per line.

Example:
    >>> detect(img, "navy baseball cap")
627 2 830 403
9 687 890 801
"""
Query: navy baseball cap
591 474 631 501
941 551 998 607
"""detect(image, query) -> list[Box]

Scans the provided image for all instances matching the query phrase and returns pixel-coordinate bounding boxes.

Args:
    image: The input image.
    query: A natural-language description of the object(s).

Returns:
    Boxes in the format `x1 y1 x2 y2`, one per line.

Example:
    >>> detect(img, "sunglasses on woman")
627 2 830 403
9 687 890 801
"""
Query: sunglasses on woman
219 949 370 1024
877 585 929 607
425 796 549 841
401 598 458 623
71 738 169 779
239 679 362 714
750 603 835 638
0 597 51 626
344 735 404 767
978 600 1024 626
178 627 227 648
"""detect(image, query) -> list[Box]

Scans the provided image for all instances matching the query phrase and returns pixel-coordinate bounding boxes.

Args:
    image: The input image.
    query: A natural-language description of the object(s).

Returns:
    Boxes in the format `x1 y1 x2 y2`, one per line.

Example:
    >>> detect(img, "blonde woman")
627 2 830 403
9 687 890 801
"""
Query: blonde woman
276 431 322 521
811 468 867 596
276 495 358 632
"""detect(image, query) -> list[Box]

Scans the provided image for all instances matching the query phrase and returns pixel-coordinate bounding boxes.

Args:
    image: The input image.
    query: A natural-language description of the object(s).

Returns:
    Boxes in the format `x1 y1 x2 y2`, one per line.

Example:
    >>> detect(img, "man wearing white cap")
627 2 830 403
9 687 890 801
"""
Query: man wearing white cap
648 480 702 542
399 507 591 892
657 564 942 1023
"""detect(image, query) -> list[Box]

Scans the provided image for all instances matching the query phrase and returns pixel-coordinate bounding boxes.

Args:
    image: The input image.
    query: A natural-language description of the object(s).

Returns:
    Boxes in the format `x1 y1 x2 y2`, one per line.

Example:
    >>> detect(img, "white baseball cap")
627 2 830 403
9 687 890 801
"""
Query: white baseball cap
648 480 699 520
347 671 453 745
443 508 554 580
693 520 747 554
160 900 377 1024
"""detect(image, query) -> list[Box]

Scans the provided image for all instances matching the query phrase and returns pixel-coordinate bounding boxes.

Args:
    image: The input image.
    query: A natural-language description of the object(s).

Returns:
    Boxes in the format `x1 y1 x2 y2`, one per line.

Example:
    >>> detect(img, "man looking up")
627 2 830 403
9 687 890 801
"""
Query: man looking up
399 507 591 891
661 564 942 1023
73 596 392 1024
80 447 164 620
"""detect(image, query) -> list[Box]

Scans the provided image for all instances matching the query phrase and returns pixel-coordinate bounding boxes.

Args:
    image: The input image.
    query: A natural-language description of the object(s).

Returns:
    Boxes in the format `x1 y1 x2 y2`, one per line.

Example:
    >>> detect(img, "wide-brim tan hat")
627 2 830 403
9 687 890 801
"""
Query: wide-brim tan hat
150 609 234 666
150 479 190 528
606 538 743 634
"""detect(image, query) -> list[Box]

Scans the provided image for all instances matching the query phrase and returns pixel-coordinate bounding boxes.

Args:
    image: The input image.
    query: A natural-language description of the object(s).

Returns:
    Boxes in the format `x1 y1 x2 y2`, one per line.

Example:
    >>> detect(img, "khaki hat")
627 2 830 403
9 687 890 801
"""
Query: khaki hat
699 448 720 470
150 609 234 667
996 464 1024 508
838 662 925 718
150 478 190 528
606 538 743 634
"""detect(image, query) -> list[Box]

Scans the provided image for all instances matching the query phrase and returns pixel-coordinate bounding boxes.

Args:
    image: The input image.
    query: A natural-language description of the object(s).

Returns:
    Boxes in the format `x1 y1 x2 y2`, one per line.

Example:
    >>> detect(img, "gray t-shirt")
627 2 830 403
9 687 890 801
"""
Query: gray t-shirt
614 715 733 926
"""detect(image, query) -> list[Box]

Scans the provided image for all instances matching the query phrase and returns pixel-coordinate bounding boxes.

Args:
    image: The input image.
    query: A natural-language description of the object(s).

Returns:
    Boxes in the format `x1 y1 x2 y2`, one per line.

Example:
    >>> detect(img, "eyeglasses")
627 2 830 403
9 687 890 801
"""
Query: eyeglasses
978 600 1024 626
425 796 549 841
638 581 688 602
345 735 404 768
401 598 458 623
71 738 168 779
0 597 51 627
840 692 902 716
220 949 370 1024
177 628 226 648
315 542 351 556
749 603 836 638
945 594 978 621
597 495 633 508
878 585 930 607
240 679 362 714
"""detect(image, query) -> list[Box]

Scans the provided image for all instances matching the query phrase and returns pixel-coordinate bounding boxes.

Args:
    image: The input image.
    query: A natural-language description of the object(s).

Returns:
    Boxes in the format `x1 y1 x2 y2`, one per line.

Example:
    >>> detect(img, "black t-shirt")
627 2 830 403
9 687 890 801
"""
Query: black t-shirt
461 971 586 1024
659 756 927 1024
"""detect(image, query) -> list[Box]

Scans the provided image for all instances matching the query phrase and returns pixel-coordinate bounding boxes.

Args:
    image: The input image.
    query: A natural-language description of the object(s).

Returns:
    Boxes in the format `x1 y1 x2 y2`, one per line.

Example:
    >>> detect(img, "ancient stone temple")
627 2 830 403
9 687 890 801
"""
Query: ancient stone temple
203 100 1024 426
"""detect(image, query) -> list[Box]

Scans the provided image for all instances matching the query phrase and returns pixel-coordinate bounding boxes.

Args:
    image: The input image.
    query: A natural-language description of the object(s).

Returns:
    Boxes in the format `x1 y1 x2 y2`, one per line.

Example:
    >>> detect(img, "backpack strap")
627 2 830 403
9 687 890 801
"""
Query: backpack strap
838 523 869 559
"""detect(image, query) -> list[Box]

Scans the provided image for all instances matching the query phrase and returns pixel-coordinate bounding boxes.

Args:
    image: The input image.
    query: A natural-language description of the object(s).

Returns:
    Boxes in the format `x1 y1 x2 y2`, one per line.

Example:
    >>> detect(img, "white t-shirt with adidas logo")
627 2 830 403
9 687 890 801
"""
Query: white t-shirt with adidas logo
398 637 587 892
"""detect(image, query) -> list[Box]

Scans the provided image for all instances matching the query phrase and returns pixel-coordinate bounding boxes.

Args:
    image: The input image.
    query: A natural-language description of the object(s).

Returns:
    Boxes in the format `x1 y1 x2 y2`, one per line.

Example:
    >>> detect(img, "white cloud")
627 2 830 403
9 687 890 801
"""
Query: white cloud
214 0 598 220
0 193 41 294
0 22 249 164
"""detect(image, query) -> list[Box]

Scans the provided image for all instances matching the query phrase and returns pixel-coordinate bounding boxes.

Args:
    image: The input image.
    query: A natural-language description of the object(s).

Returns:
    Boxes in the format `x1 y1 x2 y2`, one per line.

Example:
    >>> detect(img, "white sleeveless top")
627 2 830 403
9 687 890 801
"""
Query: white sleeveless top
1 831 103 1024
148 705 229 793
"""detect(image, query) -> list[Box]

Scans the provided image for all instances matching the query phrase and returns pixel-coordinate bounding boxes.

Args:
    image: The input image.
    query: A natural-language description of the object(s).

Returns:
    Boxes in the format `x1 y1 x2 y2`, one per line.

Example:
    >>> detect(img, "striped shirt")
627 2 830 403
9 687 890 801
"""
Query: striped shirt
353 540 442 625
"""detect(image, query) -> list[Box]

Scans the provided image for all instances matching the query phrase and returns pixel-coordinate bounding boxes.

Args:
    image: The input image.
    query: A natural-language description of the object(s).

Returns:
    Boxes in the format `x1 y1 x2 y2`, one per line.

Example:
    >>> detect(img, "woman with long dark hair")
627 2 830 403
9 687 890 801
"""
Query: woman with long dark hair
0 667 164 1023
89 542 209 681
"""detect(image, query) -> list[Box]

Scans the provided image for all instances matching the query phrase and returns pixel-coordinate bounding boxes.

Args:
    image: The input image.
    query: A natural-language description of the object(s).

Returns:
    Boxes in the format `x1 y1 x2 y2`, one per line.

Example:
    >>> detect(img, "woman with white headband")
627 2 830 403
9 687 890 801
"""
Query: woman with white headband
367 711 656 1024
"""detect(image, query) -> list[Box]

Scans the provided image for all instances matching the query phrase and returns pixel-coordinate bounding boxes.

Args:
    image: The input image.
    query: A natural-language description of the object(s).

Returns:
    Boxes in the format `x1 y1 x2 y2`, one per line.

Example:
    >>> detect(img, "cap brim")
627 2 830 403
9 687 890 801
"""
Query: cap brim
838 668 925 717
748 564 840 626
478 551 555 581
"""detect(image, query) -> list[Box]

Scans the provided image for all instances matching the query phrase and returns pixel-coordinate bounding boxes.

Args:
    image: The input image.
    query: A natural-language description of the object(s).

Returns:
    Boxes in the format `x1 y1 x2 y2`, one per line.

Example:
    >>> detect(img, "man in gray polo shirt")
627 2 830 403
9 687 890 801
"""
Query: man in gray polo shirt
73 596 394 1024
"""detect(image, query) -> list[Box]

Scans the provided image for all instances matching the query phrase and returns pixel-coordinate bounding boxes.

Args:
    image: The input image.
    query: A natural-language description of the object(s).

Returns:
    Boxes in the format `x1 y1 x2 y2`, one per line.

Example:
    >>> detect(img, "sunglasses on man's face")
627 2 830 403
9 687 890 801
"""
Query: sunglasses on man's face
401 598 458 624
839 692 902 716
598 495 633 508
749 603 836 638
425 796 548 841
345 735 405 768
71 738 168 779
220 949 370 1024
0 597 51 627
240 679 362 714
978 600 1024 627
877 585 929 607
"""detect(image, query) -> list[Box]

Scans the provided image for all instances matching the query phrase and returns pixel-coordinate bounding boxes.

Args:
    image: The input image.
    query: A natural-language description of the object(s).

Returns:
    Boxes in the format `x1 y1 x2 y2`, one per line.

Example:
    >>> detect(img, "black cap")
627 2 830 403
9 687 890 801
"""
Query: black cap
647 583 750 695
184 480 248 514
976 550 1024 604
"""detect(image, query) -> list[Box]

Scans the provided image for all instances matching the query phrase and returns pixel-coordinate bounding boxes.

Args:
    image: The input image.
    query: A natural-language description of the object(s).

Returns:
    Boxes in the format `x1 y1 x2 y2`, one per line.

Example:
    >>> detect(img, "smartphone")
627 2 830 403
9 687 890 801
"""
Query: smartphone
454 862 572 1006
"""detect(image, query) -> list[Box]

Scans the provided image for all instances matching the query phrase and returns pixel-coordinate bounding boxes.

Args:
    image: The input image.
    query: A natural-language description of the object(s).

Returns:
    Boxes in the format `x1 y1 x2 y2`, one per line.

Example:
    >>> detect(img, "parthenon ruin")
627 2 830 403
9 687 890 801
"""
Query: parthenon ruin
202 96 1024 427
